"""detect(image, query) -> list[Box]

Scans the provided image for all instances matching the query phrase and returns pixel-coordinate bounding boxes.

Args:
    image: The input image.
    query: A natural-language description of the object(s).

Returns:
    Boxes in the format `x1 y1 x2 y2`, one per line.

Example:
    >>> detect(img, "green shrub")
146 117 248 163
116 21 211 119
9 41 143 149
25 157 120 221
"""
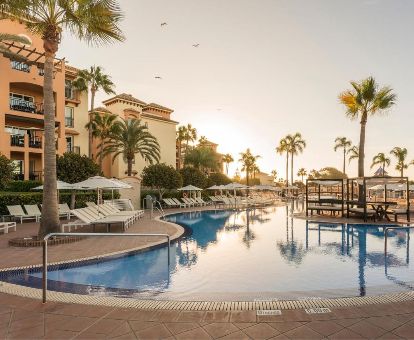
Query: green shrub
0 154 15 190
3 180 43 192
179 167 208 188
57 153 102 183
0 191 118 215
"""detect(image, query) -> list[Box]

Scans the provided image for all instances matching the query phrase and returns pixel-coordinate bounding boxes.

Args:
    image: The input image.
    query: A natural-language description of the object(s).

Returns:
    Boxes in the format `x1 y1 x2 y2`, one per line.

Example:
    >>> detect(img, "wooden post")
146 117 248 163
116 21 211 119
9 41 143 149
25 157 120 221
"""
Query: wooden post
305 179 309 216
363 178 367 222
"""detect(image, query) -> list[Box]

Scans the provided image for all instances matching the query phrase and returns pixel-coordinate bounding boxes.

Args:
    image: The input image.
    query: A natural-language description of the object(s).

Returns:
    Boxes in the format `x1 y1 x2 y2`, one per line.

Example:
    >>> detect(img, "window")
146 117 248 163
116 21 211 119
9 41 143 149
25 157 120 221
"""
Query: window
65 80 73 99
65 106 74 127
12 160 24 174
66 136 73 153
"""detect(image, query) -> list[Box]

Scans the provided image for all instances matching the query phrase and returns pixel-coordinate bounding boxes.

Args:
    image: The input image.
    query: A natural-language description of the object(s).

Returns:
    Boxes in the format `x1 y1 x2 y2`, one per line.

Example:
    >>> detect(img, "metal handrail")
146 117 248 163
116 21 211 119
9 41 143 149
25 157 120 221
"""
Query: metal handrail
155 200 165 218
384 225 414 255
42 232 171 303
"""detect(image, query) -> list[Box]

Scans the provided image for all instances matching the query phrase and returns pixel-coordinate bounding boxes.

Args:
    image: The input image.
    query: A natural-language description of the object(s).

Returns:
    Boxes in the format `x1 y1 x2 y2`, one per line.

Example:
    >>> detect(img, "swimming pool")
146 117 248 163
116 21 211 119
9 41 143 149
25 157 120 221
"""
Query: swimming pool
2 204 413 300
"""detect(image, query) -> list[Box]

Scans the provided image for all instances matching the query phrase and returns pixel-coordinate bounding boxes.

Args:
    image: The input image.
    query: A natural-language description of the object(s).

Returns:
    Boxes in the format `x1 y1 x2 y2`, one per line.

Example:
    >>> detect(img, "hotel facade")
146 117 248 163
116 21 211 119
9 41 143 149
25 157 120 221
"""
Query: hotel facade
0 20 177 180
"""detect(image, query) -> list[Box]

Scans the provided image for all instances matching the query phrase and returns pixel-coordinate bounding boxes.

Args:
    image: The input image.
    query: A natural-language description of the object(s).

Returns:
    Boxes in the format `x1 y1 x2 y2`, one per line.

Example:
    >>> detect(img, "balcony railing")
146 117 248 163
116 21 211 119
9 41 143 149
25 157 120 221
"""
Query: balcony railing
65 88 80 101
29 138 42 149
10 135 25 147
9 97 44 114
11 61 31 73
66 145 80 154
13 173 24 181
65 117 74 128
29 171 42 181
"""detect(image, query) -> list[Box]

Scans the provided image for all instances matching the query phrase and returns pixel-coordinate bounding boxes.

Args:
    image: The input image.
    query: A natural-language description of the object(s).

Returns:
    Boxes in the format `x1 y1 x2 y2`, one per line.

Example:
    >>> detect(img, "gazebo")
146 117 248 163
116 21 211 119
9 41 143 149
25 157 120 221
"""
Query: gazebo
305 179 345 217
346 176 410 222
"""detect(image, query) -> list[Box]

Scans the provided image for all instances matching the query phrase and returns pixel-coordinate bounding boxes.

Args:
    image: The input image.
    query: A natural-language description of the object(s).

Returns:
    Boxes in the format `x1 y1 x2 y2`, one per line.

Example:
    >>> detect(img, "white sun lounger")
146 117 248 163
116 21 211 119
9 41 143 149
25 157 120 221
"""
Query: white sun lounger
0 222 17 234
24 205 42 221
7 205 39 223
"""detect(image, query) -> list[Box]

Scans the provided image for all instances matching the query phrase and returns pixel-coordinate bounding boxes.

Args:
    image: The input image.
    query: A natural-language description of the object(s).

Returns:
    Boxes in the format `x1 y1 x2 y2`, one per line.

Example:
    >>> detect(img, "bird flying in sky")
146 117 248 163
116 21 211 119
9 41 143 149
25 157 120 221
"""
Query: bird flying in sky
192 44 200 47
154 76 162 79
161 22 167 27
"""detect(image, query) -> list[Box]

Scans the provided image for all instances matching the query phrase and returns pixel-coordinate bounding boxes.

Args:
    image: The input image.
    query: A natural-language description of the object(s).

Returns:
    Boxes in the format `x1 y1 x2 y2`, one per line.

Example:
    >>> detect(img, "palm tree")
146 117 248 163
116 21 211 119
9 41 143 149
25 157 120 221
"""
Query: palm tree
1 0 124 237
85 112 118 169
347 146 359 165
239 149 260 186
73 66 115 158
287 133 306 186
184 147 219 173
271 170 277 182
176 126 186 169
183 124 197 155
370 152 390 175
297 168 307 183
276 138 289 187
101 118 160 176
334 137 352 175
0 33 31 60
198 136 208 146
390 147 410 177
339 77 396 177
252 164 260 179
222 153 234 175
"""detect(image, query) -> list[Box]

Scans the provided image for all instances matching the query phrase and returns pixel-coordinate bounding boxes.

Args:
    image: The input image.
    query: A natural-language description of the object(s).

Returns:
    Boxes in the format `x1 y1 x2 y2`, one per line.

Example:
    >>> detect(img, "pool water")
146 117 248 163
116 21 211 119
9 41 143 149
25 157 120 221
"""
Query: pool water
3 204 414 300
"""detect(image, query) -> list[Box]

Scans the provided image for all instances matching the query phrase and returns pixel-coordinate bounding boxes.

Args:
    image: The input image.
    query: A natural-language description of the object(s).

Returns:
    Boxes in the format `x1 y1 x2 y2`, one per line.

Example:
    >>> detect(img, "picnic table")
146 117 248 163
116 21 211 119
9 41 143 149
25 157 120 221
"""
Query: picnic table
368 201 398 221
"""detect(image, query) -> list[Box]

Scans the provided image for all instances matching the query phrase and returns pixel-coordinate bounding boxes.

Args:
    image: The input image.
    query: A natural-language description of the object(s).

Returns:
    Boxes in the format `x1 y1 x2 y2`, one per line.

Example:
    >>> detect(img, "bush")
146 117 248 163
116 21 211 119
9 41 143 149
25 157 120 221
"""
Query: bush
207 173 232 186
180 167 208 188
0 154 15 190
3 180 43 192
57 153 102 183
142 163 182 200
0 191 118 215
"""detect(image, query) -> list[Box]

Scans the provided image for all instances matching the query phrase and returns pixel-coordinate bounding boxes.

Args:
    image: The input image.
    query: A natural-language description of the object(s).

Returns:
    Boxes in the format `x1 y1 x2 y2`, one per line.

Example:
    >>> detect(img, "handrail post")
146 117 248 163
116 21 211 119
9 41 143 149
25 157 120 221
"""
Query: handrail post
42 239 47 303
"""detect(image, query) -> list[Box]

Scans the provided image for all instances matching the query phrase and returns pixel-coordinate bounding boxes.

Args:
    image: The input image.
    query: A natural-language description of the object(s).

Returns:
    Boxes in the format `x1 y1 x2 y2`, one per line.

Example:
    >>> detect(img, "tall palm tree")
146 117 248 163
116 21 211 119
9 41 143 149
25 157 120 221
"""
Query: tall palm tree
85 112 118 169
297 168 307 183
0 33 31 60
271 170 277 182
73 66 115 158
222 153 234 175
184 147 219 173
276 138 289 187
390 147 410 177
347 146 359 165
239 149 260 186
287 133 306 186
334 137 352 175
102 118 160 176
370 152 390 175
1 0 124 237
176 126 186 169
252 164 260 179
183 124 197 155
198 136 208 146
339 77 396 177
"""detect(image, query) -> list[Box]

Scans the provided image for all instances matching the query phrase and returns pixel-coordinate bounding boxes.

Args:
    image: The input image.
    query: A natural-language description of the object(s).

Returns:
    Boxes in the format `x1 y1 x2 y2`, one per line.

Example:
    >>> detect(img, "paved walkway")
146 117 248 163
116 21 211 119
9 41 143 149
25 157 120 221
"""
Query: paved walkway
2 292 414 339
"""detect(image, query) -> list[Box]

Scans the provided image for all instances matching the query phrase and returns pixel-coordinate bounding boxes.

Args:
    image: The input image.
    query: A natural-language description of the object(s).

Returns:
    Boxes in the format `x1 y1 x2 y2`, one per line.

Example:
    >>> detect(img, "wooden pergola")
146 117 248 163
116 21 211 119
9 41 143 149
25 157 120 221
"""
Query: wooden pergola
346 176 410 222
305 178 345 217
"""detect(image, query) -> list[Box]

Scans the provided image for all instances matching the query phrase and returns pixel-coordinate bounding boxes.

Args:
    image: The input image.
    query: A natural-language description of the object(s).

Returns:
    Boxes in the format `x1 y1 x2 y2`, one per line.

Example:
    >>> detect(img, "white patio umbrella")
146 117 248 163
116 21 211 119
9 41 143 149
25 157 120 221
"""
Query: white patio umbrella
177 185 203 191
32 180 88 204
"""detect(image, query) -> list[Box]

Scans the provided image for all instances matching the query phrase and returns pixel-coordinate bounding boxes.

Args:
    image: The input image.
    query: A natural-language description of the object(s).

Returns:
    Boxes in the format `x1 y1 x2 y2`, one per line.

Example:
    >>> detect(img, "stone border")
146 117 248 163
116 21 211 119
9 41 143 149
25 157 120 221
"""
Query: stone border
8 235 84 247
1 207 414 311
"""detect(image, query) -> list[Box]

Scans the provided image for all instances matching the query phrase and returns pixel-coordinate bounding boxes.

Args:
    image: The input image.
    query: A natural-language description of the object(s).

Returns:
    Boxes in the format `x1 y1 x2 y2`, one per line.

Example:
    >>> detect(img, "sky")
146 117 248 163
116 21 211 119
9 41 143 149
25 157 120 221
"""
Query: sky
60 0 414 181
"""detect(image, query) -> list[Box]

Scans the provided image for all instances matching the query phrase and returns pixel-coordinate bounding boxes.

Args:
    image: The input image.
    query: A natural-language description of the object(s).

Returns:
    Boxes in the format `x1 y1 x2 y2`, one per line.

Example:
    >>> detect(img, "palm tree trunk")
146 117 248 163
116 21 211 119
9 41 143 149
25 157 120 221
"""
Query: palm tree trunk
226 163 229 175
358 117 367 177
382 161 385 176
99 141 104 170
127 159 132 176
285 152 289 187
246 170 249 186
88 89 96 159
290 152 294 186
343 148 346 175
39 51 60 237
177 142 181 169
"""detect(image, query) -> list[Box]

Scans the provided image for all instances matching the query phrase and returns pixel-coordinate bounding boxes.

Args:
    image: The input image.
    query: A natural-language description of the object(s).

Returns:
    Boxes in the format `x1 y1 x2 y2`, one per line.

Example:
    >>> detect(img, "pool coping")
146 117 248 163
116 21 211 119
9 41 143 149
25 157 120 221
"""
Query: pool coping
0 206 413 311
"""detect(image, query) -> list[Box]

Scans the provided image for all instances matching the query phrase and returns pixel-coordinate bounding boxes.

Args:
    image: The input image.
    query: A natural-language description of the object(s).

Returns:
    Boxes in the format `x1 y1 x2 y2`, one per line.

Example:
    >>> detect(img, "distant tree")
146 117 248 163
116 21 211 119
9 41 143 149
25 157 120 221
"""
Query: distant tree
339 76 396 177
334 137 352 175
185 147 219 173
182 124 197 156
176 126 187 169
56 153 101 184
101 118 160 176
286 133 306 186
308 169 321 180
318 167 347 179
239 148 260 186
180 167 208 188
198 135 208 146
271 170 278 182
276 138 290 187
390 147 411 177
252 164 260 179
208 173 232 186
347 146 359 165
297 168 307 183
0 154 15 190
73 66 116 158
222 153 234 175
142 164 182 200
371 152 390 175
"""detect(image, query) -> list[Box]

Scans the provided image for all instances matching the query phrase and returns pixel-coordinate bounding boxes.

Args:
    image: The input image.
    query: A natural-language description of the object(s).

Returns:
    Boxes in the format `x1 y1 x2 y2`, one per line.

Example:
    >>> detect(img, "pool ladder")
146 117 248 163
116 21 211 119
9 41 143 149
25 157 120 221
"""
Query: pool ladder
154 200 166 218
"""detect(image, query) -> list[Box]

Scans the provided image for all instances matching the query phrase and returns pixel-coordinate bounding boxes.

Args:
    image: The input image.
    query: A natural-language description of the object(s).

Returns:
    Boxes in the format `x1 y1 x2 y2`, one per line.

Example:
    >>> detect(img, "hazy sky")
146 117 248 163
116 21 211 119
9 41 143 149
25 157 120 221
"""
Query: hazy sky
60 0 414 180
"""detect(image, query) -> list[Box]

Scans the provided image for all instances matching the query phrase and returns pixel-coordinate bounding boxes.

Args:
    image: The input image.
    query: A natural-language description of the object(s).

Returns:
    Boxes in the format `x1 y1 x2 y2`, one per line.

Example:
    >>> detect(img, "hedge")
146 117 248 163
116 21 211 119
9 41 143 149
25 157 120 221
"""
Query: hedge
0 191 119 215
3 180 43 192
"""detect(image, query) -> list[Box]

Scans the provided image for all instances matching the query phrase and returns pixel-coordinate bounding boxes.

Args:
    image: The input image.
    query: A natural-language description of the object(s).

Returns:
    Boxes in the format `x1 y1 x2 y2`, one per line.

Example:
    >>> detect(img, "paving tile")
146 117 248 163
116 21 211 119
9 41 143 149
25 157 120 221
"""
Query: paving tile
203 322 239 338
106 308 137 320
9 314 43 332
230 310 257 323
154 310 180 322
112 332 137 339
44 329 79 339
76 331 107 339
134 323 172 339
366 316 403 332
108 321 134 338
0 312 11 326
257 313 284 323
243 323 280 339
203 311 230 323
333 317 362 327
281 310 312 322
233 322 257 329
391 323 414 339
376 332 403 340
176 311 205 322
174 326 212 339
348 319 388 338
284 325 324 339
268 321 304 333
164 322 199 335
56 316 98 332
269 334 290 340
128 310 158 321
219 330 250 339
390 313 414 324
85 318 124 334
306 320 344 336
8 323 45 339
128 320 158 332
327 328 366 339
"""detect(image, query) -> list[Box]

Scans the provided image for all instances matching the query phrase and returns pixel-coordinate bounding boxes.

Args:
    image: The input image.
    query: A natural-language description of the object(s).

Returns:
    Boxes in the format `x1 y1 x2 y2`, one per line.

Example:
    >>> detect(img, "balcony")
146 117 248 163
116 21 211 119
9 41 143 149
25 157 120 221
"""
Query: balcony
11 61 31 73
13 173 24 181
67 145 80 154
29 171 42 181
29 137 42 149
10 135 25 147
9 97 44 115
65 117 74 128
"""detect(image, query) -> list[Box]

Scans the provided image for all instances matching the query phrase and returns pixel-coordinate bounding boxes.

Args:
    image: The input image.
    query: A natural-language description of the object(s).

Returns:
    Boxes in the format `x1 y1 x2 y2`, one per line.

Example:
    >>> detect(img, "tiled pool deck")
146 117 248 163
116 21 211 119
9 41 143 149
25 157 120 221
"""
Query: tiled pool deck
1 206 414 338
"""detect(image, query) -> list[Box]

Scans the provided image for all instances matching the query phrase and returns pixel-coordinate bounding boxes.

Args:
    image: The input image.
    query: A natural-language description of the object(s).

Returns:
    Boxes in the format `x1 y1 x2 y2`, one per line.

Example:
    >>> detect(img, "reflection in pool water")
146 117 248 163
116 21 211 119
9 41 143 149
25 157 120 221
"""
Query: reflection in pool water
2 202 413 300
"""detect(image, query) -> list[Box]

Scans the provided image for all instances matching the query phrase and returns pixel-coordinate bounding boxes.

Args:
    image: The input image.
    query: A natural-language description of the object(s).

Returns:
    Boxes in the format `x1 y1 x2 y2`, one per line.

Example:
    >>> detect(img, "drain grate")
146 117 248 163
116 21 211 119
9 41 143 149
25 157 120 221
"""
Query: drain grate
256 310 282 316
305 308 331 314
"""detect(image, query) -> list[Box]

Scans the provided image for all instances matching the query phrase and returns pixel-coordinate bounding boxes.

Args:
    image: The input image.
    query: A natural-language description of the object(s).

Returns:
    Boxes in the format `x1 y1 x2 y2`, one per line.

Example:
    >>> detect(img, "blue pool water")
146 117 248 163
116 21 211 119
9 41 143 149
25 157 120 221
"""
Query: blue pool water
3 204 414 300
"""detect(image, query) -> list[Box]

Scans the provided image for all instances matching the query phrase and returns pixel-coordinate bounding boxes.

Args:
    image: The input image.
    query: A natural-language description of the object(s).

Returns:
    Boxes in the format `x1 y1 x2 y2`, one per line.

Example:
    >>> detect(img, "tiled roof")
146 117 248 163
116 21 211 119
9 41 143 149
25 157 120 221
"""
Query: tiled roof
144 102 173 112
103 93 147 106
